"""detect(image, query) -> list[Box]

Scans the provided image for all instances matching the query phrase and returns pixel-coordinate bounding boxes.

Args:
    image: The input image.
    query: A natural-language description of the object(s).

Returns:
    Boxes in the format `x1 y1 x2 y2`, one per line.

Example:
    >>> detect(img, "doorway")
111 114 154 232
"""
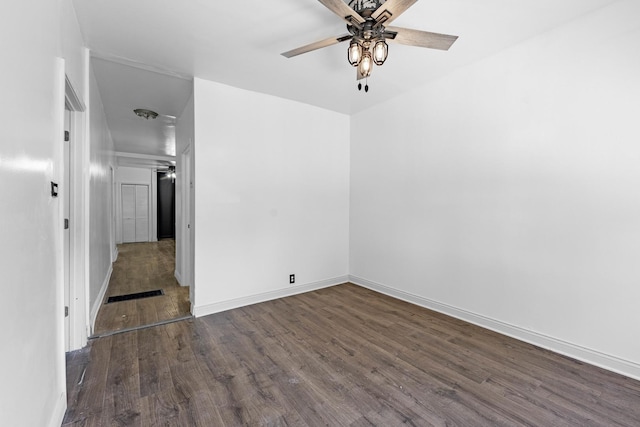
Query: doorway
86 57 194 337
92 165 189 336
157 170 175 239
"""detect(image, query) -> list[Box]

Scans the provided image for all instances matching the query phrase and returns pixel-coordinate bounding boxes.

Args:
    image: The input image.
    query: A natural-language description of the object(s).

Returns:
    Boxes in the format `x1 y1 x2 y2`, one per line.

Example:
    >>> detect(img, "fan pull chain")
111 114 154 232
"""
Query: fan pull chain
357 79 370 93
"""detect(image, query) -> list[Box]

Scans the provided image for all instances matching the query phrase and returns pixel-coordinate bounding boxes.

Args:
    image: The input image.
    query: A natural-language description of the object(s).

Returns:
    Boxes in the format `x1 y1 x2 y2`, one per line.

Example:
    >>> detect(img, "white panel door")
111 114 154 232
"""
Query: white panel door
121 184 136 243
135 184 149 242
122 184 150 243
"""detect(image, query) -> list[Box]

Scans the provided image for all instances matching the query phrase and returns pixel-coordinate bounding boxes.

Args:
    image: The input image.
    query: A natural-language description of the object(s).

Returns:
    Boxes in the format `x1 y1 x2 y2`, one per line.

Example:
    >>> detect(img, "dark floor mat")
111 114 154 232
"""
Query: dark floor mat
106 289 164 304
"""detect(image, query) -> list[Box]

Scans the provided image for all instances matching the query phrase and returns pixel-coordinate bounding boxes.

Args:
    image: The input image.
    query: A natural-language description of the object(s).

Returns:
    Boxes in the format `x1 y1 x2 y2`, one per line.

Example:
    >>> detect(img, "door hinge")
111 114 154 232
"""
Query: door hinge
65 306 69 317
64 218 69 229
64 131 70 142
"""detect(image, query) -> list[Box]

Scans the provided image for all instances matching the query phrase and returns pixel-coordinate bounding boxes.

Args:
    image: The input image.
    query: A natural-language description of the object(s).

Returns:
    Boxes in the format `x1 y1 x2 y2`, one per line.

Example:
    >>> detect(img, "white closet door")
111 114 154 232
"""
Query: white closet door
122 184 149 243
121 184 136 243
135 184 149 242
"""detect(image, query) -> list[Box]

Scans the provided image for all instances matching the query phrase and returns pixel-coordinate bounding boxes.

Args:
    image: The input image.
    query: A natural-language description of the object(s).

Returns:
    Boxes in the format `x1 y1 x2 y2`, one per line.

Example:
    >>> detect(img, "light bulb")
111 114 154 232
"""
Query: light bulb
359 51 372 77
373 40 388 66
348 40 362 67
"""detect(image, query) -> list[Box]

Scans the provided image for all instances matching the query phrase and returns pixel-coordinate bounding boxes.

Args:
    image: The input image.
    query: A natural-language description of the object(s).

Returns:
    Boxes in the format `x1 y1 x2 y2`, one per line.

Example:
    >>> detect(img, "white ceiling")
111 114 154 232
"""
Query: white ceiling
74 0 616 160
91 57 192 165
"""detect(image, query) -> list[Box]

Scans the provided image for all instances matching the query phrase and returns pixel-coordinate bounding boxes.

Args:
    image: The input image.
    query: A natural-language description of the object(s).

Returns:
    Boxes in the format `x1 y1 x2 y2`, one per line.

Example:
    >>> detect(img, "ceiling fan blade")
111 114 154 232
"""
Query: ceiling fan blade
372 0 417 26
385 26 458 50
281 34 352 58
318 0 365 27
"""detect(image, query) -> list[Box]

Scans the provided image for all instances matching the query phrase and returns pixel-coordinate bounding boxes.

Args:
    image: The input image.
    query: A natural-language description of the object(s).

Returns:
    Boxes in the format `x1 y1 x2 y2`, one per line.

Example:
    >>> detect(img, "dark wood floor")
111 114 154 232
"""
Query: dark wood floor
94 239 190 335
65 283 640 426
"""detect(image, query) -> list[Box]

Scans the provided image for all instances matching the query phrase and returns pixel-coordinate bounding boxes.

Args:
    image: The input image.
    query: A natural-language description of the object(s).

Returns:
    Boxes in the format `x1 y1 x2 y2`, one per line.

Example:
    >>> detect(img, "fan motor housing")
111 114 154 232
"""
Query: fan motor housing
350 0 384 16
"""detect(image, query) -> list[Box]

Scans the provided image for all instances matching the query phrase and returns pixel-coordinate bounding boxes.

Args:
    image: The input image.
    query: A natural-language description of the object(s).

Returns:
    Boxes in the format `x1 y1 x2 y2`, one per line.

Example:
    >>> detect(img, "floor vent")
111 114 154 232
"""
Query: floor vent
106 289 164 304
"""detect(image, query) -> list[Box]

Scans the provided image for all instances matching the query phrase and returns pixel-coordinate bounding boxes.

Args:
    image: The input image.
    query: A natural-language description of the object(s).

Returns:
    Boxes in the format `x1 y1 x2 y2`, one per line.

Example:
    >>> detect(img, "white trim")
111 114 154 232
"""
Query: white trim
181 144 194 306
55 57 67 403
82 47 92 348
350 275 640 382
67 90 89 351
47 392 67 427
91 51 192 81
109 166 116 264
175 270 184 286
116 151 176 162
151 171 158 242
90 264 113 333
65 74 85 112
112 246 119 263
193 276 349 318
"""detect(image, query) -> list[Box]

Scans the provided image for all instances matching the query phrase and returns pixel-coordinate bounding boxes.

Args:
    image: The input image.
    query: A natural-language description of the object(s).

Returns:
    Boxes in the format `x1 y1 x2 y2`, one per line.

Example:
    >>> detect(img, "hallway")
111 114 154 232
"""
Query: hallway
93 240 190 335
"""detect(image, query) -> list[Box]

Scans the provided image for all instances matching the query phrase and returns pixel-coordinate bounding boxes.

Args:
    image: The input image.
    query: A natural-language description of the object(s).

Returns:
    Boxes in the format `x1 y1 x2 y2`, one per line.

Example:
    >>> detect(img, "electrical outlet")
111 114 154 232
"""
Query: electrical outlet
289 274 295 284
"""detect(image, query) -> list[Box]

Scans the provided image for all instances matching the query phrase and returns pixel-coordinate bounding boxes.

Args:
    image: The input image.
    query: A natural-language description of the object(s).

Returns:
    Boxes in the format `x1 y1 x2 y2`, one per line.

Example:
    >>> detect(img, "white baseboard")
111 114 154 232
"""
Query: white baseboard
175 270 184 286
112 246 118 263
349 275 640 382
48 392 66 427
193 276 349 318
90 264 113 333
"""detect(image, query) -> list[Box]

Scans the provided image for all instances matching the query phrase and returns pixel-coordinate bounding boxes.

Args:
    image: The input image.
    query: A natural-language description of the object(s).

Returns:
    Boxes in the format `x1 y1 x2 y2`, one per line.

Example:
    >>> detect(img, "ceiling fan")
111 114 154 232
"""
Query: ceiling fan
282 0 458 91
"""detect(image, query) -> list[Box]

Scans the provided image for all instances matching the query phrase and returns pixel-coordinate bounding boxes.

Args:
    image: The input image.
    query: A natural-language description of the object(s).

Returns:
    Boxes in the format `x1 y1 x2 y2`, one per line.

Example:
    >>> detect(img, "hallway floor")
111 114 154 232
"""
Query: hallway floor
93 239 190 335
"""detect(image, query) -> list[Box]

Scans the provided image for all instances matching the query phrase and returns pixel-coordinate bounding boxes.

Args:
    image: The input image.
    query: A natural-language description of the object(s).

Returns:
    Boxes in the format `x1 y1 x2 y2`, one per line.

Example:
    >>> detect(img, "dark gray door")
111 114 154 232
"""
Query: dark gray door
157 171 175 239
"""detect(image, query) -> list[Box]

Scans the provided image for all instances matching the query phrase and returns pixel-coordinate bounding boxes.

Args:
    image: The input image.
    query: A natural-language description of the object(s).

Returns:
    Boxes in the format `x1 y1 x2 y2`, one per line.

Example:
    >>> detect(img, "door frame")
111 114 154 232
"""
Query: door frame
63 107 71 351
63 73 88 351
181 145 194 309
110 166 118 263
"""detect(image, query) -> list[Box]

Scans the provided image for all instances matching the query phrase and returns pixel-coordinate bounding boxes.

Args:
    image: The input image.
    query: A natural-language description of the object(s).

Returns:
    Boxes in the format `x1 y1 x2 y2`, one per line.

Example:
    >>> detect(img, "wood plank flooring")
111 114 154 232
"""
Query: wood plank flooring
93 239 190 335
65 283 640 426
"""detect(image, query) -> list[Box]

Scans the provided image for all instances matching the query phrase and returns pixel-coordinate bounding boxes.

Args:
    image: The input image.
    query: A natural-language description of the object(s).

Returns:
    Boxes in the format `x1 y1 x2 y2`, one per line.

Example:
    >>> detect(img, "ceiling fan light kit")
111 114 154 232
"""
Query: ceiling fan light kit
282 0 458 91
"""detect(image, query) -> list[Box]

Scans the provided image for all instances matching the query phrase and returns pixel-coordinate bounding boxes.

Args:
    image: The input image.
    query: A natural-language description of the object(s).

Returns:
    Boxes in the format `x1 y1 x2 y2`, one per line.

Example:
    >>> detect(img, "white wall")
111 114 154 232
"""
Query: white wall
114 166 158 244
88 63 117 330
193 79 350 315
350 0 640 379
175 92 194 291
60 0 86 101
0 0 89 425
